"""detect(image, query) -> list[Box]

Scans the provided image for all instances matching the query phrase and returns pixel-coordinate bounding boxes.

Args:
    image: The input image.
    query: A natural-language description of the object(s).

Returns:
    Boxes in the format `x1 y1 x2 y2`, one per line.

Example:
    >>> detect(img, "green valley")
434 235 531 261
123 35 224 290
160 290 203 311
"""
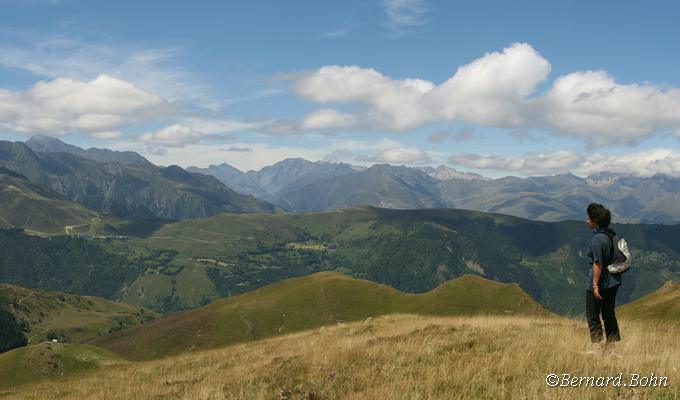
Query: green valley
106 207 680 315
0 284 158 344
3 207 680 316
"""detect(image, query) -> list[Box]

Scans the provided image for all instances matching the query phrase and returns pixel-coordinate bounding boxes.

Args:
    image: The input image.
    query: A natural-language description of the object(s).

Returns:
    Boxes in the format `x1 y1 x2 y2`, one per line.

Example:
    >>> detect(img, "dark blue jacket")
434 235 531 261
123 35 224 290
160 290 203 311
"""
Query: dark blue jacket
586 227 622 291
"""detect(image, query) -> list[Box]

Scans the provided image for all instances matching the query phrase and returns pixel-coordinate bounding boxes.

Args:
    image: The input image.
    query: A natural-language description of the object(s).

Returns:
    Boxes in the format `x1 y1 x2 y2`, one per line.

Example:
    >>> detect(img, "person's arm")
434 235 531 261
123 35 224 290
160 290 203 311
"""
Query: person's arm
591 234 607 300
592 262 602 300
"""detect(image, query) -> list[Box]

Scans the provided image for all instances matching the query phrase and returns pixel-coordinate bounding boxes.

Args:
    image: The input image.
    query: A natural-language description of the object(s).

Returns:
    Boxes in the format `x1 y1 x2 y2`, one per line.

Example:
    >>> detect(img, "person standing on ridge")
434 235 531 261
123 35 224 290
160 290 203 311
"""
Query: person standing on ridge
584 203 622 355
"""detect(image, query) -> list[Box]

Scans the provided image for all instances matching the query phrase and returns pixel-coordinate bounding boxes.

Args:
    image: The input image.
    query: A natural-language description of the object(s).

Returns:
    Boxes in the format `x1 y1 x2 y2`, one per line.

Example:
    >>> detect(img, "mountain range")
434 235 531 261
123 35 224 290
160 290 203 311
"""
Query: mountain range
0 139 274 219
9 135 680 224
25 135 153 167
189 158 680 223
1 135 679 317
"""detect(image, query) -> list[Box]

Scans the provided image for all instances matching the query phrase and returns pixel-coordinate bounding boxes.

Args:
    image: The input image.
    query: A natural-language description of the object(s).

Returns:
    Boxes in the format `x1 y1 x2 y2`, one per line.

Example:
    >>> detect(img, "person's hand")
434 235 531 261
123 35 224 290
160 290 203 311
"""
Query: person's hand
594 286 602 300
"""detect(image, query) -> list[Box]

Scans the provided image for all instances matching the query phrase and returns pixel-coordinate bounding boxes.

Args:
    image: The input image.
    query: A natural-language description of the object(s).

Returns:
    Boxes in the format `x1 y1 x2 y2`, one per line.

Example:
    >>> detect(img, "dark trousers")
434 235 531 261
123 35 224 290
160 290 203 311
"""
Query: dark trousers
586 286 621 343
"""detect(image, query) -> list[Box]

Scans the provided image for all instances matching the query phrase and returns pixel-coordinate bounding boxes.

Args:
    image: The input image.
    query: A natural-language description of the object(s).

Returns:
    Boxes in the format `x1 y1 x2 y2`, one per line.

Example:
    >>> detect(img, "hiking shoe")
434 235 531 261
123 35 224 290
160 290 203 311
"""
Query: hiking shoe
582 342 603 355
603 342 622 358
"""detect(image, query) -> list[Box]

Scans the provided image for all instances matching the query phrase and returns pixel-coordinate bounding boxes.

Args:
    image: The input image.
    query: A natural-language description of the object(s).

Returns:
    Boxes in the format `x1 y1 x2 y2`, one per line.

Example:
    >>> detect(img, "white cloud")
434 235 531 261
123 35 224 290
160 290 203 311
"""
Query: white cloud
0 71 253 142
292 42 680 147
448 148 680 177
91 131 122 140
382 0 430 36
323 138 423 164
449 150 585 176
0 32 219 107
575 148 680 177
0 74 173 137
359 146 432 165
137 124 203 147
0 31 279 143
294 43 550 132
182 117 256 134
540 70 680 145
300 109 362 130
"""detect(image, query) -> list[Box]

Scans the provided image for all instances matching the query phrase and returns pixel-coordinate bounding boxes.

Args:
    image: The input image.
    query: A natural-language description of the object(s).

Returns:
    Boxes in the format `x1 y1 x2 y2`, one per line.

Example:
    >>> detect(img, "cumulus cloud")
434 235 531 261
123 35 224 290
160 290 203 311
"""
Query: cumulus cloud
0 33 213 106
0 74 173 137
292 42 680 146
322 139 425 164
575 148 680 177
359 146 432 165
449 150 584 176
294 43 550 132
137 124 203 147
540 70 680 145
448 148 680 177
300 108 362 130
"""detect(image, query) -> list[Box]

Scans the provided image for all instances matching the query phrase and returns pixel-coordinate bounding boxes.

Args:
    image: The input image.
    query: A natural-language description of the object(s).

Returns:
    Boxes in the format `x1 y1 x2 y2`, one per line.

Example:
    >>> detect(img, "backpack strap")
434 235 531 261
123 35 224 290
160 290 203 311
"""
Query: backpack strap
601 228 616 264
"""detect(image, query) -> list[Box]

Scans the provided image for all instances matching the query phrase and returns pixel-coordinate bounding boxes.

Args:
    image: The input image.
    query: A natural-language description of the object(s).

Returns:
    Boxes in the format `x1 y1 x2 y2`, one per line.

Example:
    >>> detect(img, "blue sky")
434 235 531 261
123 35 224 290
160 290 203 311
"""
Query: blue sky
1 0 680 177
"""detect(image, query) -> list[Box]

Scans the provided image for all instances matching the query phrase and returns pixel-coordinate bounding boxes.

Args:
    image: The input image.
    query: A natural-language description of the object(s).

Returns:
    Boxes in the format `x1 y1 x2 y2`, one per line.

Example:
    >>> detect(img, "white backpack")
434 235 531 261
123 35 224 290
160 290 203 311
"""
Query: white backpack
604 231 632 274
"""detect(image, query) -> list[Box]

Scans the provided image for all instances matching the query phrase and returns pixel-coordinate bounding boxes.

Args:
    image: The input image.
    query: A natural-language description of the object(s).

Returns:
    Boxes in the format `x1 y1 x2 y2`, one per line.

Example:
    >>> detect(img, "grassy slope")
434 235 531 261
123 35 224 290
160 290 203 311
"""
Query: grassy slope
0 342 125 390
0 284 159 344
618 281 680 323
0 171 98 236
4 315 679 399
92 272 549 361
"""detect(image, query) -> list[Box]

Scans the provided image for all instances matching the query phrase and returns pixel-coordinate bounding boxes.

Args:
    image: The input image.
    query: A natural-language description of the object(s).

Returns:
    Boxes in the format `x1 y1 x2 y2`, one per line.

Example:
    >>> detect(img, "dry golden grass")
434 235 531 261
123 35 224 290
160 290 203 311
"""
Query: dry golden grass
2 314 679 400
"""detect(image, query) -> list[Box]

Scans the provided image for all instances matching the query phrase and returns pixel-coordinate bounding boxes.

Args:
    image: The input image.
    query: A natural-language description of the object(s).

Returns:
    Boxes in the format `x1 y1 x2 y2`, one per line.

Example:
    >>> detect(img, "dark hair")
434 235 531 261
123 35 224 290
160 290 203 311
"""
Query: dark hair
587 203 611 228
